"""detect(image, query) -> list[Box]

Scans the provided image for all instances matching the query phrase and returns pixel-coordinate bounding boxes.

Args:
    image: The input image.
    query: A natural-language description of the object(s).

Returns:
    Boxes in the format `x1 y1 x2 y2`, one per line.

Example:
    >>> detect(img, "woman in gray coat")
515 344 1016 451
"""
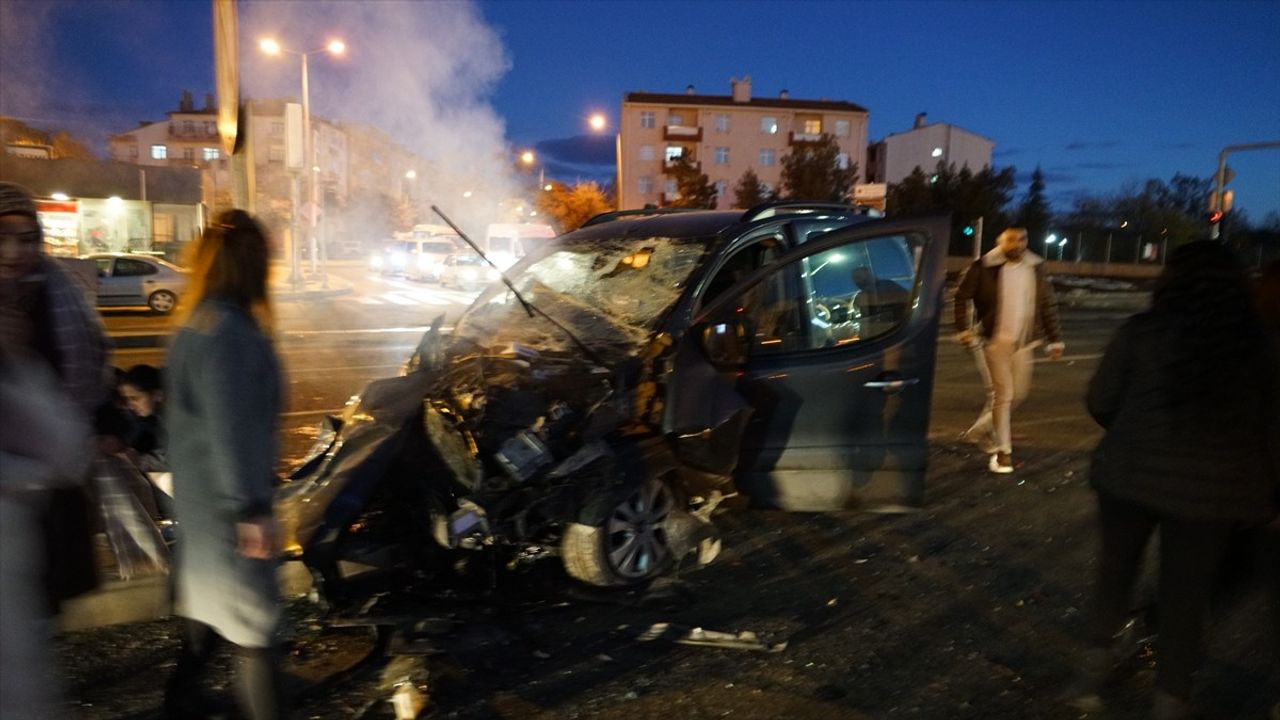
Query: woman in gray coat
162 210 283 720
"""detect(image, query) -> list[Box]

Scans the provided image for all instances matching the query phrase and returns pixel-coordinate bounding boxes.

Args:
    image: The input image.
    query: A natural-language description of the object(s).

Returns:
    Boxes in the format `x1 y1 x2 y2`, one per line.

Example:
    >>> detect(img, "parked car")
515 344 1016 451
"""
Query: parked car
277 203 949 601
439 251 501 290
87 253 187 314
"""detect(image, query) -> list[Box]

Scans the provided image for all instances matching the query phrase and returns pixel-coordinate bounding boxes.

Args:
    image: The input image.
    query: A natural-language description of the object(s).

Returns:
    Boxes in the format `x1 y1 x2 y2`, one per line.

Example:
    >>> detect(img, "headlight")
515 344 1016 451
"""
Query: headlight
417 254 432 269
461 268 478 281
490 252 515 270
391 251 408 268
370 255 384 269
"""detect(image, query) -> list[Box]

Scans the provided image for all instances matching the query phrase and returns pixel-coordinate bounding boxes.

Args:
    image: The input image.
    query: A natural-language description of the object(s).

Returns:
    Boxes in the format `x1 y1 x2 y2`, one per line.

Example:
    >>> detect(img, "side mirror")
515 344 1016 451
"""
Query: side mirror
699 320 749 368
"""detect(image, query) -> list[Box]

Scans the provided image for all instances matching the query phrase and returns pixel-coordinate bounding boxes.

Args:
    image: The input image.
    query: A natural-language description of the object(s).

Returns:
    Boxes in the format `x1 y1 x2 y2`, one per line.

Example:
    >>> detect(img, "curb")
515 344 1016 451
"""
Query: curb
108 331 168 349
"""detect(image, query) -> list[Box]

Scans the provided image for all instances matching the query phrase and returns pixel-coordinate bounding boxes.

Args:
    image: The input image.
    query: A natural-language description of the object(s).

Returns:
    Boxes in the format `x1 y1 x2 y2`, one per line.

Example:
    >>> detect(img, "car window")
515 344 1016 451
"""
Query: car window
420 242 456 254
114 258 157 276
699 234 784 311
95 258 112 277
708 233 922 355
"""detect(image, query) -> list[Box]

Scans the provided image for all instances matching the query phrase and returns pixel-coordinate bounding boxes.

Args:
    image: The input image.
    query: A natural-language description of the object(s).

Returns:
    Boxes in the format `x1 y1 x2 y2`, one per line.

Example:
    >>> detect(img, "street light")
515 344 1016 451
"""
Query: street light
588 113 607 132
259 35 346 285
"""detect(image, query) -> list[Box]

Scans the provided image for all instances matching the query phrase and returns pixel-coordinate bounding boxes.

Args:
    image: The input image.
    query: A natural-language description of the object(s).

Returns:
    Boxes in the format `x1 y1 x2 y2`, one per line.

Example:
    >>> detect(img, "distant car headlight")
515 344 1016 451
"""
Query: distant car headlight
461 268 478 282
391 251 408 269
490 252 516 271
370 255 384 269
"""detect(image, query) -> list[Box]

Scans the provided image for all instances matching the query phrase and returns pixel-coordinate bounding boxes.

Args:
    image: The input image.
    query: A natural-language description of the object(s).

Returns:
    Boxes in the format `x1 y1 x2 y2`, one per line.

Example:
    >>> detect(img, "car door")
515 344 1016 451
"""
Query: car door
691 214 950 511
111 257 158 305
93 257 121 305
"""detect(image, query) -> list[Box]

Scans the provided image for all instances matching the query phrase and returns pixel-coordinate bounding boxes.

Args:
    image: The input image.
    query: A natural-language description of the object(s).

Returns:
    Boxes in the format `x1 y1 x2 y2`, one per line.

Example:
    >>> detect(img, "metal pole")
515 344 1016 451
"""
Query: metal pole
1076 231 1082 262
1105 232 1112 265
302 51 318 274
1135 233 1142 263
289 173 301 290
1211 148 1227 241
972 216 983 260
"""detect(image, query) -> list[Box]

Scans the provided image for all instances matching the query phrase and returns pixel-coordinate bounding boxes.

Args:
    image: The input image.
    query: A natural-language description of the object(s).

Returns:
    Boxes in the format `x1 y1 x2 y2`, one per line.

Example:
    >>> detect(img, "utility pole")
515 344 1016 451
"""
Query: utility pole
972 216 984 260
1211 141 1280 240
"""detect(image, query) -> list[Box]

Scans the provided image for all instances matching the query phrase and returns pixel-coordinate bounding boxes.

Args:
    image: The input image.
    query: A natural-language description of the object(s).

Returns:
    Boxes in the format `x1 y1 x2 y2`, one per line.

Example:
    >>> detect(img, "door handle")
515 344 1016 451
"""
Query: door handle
863 377 919 394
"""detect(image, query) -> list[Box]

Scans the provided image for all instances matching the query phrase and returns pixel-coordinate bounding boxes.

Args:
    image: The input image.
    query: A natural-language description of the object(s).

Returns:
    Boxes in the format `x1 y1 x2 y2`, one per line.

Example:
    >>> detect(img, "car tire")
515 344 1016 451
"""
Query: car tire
561 474 677 587
148 289 177 314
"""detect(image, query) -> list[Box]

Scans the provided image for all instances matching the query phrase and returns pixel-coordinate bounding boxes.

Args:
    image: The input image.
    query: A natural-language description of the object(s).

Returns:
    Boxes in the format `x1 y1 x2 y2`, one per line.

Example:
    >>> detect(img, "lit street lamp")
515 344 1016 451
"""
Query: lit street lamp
519 150 544 188
588 113 607 132
260 36 345 286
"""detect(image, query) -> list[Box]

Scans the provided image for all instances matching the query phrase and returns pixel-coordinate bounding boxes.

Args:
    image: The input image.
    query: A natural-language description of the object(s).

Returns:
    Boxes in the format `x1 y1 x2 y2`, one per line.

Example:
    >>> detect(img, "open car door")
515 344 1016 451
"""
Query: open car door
691 214 951 511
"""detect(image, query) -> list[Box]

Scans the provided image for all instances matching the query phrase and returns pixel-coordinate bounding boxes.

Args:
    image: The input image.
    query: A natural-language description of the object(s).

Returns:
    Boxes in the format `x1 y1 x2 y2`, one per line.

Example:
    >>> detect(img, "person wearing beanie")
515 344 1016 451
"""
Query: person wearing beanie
0 182 107 625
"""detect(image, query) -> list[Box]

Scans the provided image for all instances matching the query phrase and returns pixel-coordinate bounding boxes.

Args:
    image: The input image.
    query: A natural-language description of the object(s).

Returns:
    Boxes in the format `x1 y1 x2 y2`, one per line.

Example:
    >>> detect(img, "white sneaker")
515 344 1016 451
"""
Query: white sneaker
989 452 1014 474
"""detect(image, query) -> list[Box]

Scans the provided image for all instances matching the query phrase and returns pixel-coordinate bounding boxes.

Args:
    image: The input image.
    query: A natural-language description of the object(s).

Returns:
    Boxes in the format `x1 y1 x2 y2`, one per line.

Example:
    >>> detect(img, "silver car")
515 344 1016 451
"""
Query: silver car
89 254 187 314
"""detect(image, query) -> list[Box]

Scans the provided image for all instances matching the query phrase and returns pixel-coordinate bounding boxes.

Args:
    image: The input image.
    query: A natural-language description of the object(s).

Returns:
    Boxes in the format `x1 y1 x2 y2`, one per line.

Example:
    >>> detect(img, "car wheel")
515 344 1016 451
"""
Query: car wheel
561 474 676 587
148 290 177 314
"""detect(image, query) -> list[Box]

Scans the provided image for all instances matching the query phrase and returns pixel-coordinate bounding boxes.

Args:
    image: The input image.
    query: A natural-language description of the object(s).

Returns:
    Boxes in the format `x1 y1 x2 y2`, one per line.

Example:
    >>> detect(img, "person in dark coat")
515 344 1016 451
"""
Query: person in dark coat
953 227 1065 473
0 182 105 610
163 210 284 720
1067 241 1280 718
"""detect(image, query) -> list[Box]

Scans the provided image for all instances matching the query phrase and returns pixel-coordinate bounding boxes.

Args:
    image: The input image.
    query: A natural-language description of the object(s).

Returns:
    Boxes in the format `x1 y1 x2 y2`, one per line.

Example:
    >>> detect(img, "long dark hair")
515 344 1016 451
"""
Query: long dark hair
176 209 273 336
1152 240 1269 422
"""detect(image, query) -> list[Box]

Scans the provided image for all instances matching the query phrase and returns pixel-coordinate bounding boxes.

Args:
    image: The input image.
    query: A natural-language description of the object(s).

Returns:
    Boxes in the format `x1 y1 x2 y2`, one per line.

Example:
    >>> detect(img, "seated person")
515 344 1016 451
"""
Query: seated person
851 266 910 332
120 364 166 471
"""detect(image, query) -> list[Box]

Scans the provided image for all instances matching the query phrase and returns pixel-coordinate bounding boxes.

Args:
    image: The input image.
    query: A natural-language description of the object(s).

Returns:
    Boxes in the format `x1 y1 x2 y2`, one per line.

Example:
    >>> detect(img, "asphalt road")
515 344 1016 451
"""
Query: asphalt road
77 270 1276 719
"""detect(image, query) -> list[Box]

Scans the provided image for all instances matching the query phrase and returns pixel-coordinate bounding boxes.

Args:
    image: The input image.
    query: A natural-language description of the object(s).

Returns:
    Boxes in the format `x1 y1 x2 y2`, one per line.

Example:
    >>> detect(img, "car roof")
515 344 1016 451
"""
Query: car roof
565 210 744 242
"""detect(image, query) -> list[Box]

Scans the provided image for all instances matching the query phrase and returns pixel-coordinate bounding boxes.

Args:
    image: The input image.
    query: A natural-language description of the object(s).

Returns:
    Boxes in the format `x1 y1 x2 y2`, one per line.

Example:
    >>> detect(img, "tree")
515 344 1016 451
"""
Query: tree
887 160 1017 254
1015 165 1052 251
732 168 775 209
535 181 612 232
778 134 857 202
666 155 717 208
0 117 96 159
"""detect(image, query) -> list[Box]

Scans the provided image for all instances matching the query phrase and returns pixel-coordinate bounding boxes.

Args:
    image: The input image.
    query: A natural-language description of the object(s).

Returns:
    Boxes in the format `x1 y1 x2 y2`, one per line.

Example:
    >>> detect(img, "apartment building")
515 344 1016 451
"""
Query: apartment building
867 113 995 186
109 91 229 205
619 77 869 210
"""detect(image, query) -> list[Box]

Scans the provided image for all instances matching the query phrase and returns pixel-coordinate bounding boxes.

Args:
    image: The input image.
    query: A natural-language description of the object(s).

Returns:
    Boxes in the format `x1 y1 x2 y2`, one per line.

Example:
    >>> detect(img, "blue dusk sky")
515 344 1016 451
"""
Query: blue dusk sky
2 0 1277 220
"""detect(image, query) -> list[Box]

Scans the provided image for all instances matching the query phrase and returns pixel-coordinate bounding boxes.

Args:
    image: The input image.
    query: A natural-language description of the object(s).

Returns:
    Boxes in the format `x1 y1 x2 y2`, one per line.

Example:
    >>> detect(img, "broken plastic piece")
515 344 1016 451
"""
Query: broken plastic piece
636 622 788 652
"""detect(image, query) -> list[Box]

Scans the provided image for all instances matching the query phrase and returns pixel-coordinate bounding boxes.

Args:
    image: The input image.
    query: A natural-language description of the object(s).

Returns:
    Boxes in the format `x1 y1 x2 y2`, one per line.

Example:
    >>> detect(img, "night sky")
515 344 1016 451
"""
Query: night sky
3 0 1277 220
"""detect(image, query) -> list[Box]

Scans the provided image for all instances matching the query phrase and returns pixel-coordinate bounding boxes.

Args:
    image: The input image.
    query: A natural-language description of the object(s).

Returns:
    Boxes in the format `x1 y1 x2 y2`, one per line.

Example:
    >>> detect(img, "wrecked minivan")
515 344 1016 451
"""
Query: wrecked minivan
276 204 951 600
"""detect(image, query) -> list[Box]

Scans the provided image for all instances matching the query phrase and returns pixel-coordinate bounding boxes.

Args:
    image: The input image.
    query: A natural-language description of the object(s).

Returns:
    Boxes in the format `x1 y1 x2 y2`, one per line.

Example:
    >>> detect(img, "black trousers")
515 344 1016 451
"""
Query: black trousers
164 618 282 720
1088 491 1237 700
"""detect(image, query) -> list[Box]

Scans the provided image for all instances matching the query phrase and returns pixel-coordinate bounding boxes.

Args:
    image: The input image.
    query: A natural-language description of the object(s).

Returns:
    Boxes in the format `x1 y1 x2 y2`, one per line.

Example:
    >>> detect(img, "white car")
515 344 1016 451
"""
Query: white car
439 252 500 291
88 253 187 314
404 238 461 283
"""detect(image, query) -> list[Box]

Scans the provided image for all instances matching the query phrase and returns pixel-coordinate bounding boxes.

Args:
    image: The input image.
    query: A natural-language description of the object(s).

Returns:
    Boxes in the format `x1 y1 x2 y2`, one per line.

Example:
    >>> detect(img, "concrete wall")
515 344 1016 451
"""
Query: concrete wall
881 124 994 186
945 255 1163 279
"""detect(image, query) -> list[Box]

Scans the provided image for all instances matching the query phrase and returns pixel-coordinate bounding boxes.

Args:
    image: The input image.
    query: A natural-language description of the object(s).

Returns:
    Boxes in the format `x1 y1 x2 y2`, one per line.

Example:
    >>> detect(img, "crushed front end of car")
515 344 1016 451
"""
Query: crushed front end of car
276 234 748 604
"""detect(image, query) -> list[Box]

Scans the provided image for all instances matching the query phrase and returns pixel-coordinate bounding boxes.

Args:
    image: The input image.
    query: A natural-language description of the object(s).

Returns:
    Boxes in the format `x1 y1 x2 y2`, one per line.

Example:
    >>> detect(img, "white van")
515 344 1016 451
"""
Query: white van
404 224 462 282
483 223 556 270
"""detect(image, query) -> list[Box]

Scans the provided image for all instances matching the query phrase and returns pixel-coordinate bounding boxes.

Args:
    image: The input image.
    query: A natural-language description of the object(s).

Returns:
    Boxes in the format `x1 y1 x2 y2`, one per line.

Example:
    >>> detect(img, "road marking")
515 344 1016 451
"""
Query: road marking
281 325 450 337
381 292 416 305
356 296 383 305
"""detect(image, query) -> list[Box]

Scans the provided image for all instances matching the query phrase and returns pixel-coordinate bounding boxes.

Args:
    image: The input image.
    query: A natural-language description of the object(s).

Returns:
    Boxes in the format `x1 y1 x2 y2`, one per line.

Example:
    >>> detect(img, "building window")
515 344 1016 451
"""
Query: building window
638 176 653 195
150 145 167 160
182 121 194 134
760 149 775 167
761 116 778 135
205 121 216 135
803 119 822 135
931 147 943 158
268 146 284 162
760 182 773 195
128 145 139 158
714 114 730 133
715 179 728 198
639 144 655 161
639 111 655 129
667 113 684 127
664 146 684 162
714 147 729 165
182 147 195 160
665 178 678 196
835 119 850 137
836 152 850 170
203 147 220 161
271 122 283 136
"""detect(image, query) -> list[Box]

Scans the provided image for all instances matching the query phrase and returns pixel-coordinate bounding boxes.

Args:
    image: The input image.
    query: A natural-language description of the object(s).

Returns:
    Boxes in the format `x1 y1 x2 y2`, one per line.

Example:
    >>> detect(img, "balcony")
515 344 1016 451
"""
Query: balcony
663 125 702 142
789 131 824 145
662 157 700 174
169 126 218 140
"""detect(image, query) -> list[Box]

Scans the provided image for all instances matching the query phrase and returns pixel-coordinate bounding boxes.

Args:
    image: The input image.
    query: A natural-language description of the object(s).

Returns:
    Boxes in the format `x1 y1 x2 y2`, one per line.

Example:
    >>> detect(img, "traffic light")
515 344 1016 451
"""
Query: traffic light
962 225 975 236
1208 210 1224 224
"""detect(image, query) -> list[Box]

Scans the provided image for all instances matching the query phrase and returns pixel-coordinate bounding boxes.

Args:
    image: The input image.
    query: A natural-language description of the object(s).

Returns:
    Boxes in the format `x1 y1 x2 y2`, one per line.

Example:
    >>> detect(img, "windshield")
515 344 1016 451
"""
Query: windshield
454 235 712 359
420 242 456 254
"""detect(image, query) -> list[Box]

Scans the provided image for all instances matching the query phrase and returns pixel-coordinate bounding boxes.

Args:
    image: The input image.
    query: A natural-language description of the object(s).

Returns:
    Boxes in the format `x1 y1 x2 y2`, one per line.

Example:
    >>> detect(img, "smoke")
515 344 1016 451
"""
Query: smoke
239 0 519 236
